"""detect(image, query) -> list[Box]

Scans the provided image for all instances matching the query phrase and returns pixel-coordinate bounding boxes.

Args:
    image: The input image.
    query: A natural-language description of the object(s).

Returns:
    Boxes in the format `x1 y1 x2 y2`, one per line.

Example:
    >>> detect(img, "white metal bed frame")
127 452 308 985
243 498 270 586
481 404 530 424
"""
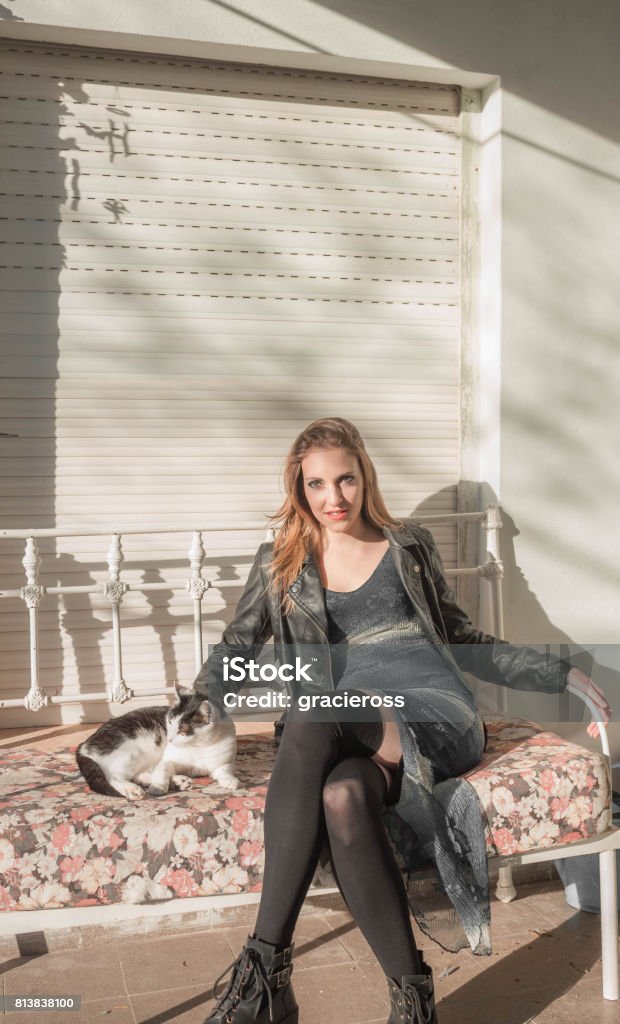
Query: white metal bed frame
1 506 618 998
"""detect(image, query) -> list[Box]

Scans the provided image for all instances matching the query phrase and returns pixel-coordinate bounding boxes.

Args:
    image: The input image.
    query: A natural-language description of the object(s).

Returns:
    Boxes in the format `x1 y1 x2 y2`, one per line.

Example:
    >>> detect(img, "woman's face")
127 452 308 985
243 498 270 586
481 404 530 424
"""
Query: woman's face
301 448 365 534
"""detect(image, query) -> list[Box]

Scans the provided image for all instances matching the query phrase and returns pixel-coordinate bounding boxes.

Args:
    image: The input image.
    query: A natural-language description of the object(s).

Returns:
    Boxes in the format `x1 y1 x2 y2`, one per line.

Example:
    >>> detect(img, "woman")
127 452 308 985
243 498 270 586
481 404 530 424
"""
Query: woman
195 417 609 1024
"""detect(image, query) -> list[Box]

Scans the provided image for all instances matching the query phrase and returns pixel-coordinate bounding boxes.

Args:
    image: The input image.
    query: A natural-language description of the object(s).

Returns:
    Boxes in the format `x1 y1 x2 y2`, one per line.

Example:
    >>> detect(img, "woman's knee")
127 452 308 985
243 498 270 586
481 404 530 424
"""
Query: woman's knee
322 761 384 842
323 775 362 819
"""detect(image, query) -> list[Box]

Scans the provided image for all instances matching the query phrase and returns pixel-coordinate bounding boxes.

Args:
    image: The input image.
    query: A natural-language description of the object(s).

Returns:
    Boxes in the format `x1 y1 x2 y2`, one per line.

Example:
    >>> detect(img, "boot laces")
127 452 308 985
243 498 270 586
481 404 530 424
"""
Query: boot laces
212 946 275 1022
403 983 433 1024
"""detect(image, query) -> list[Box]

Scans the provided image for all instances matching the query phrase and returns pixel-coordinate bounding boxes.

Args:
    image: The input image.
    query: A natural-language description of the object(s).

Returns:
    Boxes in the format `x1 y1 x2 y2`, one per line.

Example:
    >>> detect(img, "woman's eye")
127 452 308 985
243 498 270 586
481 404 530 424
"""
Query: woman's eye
307 480 321 488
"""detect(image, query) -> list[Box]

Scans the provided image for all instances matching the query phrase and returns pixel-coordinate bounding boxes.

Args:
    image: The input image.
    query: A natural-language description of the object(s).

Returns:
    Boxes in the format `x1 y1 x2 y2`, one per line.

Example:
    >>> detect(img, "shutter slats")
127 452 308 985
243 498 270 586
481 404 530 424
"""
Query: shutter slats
2 108 459 151
2 270 458 304
0 177 459 213
1 320 460 343
0 149 459 189
0 198 459 232
0 296 460 319
0 47 460 111
0 223 459 254
1 83 459 127
0 40 463 714
4 118 459 160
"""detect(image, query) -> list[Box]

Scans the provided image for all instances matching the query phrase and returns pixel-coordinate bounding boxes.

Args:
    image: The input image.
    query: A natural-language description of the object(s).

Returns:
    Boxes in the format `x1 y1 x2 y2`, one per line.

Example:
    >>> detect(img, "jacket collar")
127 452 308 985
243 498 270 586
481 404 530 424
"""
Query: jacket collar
383 520 422 549
291 519 421 590
287 519 429 641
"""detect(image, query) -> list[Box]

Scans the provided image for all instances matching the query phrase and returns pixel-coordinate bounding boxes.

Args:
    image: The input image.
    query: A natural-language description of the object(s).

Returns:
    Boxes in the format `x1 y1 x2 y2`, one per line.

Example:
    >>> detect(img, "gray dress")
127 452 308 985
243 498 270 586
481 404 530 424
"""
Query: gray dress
325 549 491 956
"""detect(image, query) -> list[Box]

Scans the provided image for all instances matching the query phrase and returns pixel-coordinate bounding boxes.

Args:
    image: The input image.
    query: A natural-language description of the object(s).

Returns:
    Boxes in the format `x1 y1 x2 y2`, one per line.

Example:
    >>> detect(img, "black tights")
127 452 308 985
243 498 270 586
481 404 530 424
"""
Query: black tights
254 700 422 980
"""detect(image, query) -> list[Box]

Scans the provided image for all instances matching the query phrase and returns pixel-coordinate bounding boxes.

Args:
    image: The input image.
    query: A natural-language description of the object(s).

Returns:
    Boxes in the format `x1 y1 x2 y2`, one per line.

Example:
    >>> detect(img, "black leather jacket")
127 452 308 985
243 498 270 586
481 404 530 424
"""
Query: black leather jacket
194 521 571 710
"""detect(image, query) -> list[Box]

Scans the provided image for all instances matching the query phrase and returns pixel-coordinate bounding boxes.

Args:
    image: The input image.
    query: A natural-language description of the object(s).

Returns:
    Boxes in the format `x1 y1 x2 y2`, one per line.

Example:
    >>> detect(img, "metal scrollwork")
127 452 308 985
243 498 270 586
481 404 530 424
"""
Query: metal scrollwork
21 584 44 609
110 680 132 703
479 559 504 580
24 688 48 711
103 580 128 604
186 578 208 600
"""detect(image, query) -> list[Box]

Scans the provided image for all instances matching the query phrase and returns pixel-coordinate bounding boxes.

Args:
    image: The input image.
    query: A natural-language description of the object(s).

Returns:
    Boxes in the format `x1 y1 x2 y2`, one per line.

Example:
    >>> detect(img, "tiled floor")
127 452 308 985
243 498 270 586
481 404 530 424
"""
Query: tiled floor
1 880 618 1024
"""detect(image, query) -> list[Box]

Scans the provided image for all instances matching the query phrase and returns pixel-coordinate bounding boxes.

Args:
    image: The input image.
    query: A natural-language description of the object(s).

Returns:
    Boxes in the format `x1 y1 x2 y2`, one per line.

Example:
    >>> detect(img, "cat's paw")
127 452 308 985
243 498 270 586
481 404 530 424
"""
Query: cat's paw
148 783 169 797
171 774 192 791
213 772 240 791
117 782 146 801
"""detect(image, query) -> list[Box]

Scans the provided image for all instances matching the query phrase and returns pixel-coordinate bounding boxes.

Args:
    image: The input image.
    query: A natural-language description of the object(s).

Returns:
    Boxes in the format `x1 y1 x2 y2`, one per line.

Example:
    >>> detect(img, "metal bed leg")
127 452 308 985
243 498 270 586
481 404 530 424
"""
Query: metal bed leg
495 864 516 903
599 849 619 999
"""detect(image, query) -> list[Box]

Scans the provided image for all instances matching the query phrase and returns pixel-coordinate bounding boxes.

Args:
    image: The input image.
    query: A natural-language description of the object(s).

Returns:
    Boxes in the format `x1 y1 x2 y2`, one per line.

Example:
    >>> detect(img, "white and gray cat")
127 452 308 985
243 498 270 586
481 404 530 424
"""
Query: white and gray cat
76 685 238 799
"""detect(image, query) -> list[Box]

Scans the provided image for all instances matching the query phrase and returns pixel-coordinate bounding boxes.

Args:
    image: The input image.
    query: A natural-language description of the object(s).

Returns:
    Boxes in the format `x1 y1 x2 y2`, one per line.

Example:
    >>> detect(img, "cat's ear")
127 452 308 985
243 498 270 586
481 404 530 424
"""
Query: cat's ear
199 700 216 723
174 681 194 700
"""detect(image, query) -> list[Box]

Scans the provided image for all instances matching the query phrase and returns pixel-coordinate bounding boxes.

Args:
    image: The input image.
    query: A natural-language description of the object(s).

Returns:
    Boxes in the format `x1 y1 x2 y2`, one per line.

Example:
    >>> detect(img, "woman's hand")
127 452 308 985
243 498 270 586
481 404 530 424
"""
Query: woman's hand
566 667 612 738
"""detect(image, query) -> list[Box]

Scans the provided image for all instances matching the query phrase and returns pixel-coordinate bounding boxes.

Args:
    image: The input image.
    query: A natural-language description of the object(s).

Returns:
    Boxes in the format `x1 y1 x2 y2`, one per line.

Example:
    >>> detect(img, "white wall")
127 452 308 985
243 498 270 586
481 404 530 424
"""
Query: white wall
3 0 619 757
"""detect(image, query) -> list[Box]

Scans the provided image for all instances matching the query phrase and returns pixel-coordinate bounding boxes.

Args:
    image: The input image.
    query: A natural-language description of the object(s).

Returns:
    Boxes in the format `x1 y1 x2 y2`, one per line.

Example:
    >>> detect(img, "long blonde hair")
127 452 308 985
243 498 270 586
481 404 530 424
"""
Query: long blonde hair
269 417 402 605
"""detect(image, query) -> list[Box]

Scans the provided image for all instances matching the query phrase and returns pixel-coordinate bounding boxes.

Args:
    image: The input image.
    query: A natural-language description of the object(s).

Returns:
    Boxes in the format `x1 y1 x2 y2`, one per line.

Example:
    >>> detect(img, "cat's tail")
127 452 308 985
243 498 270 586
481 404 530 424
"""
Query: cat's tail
76 745 122 797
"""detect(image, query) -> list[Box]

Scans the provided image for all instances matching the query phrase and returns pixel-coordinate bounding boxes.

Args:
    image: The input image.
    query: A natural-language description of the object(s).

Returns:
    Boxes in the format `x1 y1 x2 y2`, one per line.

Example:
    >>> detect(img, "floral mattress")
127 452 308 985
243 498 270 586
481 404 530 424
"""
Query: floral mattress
467 717 612 855
0 719 612 912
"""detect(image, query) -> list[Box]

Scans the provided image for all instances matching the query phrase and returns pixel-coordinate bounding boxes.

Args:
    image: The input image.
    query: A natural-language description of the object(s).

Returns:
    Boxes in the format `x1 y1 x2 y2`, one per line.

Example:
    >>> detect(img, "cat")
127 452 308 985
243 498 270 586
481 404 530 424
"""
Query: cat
75 684 239 799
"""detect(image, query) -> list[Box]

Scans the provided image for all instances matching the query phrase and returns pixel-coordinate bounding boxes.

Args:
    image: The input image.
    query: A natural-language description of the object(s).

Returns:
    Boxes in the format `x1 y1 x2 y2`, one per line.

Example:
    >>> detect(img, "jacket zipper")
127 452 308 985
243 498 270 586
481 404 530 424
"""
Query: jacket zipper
392 547 467 683
389 546 435 637
288 590 335 690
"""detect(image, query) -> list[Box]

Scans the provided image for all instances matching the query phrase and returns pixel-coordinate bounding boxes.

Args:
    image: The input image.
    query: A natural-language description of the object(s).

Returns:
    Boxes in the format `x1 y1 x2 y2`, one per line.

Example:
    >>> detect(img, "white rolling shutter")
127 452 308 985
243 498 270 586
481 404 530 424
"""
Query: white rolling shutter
0 40 462 715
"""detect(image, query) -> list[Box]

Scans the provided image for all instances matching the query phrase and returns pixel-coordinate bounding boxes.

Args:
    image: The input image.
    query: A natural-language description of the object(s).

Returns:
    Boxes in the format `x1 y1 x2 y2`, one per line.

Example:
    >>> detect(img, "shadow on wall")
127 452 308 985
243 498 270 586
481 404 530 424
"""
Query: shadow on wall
8 544 270 728
313 0 620 143
0 62 86 722
414 483 587 647
55 549 260 705
413 484 619 734
0 2 24 21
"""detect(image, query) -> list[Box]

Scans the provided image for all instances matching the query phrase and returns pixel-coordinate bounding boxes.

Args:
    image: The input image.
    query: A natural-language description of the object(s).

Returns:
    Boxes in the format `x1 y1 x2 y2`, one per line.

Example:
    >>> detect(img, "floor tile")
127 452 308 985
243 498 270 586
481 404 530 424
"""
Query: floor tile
130 984 212 1024
356 958 391 1007
117 929 233 996
293 961 389 1024
323 912 377 963
434 929 611 1024
3 947 126 1003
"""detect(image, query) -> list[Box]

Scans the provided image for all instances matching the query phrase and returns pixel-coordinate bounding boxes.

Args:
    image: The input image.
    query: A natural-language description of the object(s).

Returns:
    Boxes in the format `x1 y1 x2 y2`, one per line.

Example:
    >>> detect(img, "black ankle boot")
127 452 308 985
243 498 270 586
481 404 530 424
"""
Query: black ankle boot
387 953 438 1024
203 935 298 1024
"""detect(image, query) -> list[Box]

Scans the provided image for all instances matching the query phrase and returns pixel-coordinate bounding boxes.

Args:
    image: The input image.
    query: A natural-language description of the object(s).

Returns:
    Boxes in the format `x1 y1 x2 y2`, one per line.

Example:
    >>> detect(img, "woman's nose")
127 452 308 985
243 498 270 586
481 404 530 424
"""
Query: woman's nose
326 482 343 505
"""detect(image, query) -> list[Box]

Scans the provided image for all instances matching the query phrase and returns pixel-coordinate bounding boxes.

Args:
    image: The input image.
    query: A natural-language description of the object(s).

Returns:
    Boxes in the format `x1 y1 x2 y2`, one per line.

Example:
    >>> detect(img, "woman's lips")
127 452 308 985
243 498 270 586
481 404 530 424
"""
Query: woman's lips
326 510 348 519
